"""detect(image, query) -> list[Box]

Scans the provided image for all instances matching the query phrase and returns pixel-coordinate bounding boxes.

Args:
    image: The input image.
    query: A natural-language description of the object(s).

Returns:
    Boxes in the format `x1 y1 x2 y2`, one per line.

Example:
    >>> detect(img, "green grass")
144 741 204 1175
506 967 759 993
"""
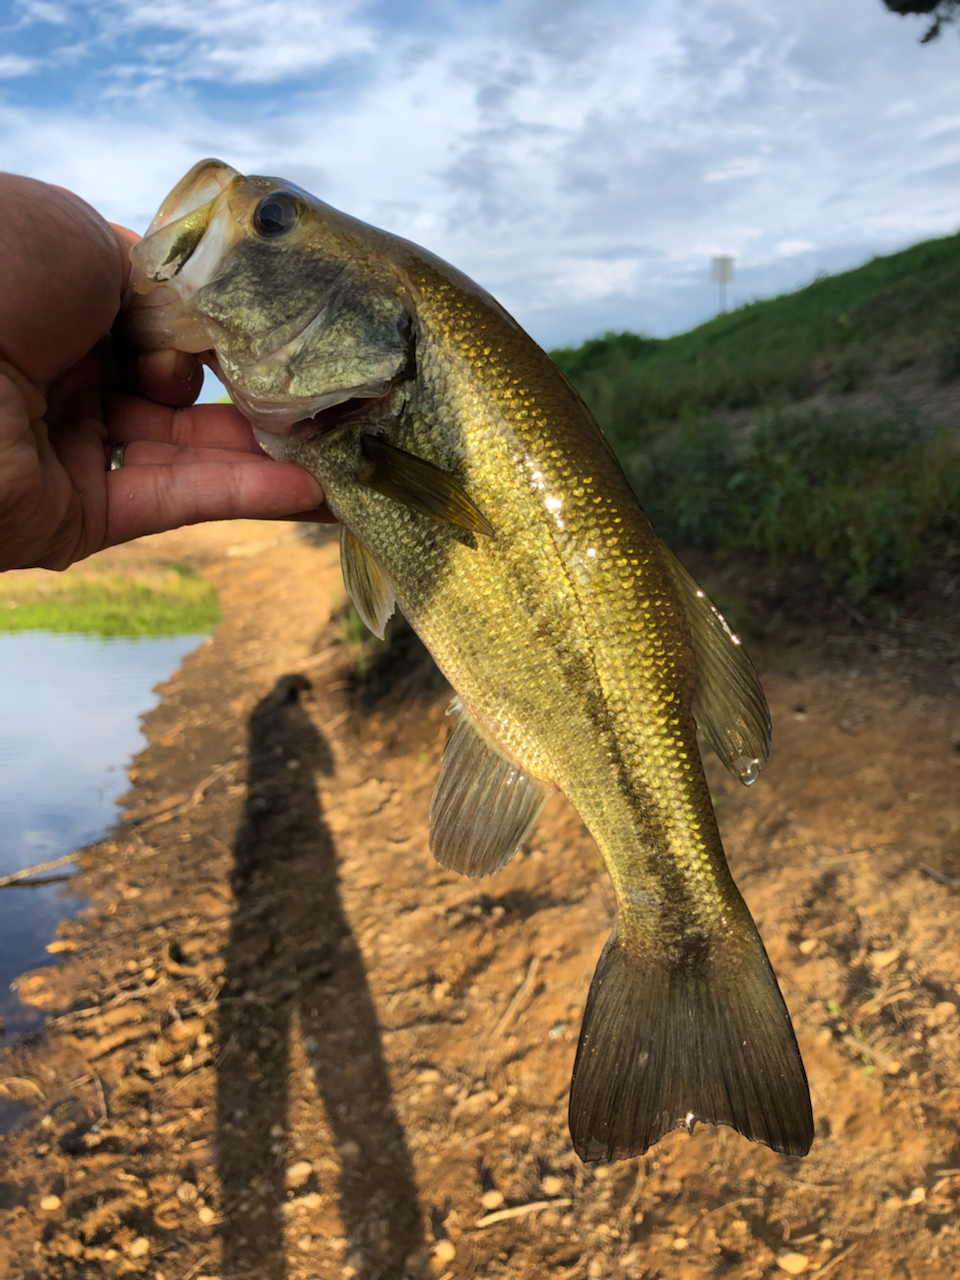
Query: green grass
550 230 960 603
632 409 960 601
0 567 221 636
552 230 960 450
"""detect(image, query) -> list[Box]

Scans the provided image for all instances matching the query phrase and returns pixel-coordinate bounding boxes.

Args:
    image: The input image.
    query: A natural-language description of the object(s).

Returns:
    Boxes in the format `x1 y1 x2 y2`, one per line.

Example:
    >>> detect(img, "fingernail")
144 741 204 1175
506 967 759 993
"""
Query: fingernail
174 350 197 382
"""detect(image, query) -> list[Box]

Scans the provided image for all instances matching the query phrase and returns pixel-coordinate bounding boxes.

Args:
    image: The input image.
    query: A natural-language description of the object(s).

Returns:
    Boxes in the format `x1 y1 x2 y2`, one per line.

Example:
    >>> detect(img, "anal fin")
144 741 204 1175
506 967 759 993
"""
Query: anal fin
569 931 813 1161
340 524 396 640
429 703 553 877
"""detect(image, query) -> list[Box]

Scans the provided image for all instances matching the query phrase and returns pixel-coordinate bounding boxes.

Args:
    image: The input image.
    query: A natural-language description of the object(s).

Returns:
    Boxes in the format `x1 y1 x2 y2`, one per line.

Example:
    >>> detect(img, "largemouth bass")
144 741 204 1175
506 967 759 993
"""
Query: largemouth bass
123 160 813 1161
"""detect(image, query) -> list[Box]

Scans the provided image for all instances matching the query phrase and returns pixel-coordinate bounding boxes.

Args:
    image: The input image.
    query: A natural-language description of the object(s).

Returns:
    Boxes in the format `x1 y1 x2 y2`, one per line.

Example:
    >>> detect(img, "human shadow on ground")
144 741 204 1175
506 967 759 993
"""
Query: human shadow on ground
216 674 424 1280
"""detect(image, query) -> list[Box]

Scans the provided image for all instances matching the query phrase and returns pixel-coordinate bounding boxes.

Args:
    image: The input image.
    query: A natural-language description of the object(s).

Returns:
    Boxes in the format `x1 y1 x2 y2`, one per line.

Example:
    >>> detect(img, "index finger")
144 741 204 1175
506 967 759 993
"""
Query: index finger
103 393 268 454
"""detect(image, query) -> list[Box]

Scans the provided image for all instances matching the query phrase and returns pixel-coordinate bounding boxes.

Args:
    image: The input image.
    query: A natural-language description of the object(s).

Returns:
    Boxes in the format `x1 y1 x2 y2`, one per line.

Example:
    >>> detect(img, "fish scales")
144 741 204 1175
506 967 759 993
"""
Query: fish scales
298 257 745 962
123 159 814 1162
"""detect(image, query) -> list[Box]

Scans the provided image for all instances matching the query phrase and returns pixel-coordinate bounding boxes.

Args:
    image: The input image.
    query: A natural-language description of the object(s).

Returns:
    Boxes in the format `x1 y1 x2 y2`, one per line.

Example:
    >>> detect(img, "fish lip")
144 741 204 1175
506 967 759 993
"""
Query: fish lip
144 159 239 237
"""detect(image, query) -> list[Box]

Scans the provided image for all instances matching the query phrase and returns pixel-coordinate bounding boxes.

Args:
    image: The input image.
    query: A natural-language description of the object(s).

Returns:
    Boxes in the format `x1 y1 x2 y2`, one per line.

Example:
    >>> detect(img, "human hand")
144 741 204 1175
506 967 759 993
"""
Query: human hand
0 174 331 573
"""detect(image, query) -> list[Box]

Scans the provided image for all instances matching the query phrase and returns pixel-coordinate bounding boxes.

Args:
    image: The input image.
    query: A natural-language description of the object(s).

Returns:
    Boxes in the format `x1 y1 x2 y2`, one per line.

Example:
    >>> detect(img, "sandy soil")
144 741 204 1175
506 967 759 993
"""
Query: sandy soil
1 518 959 1280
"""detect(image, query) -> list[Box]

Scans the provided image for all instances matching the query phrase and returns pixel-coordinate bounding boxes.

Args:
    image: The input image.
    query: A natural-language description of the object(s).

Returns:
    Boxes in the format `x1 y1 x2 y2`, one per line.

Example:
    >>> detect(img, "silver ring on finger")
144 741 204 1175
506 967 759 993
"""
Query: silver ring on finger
106 441 126 471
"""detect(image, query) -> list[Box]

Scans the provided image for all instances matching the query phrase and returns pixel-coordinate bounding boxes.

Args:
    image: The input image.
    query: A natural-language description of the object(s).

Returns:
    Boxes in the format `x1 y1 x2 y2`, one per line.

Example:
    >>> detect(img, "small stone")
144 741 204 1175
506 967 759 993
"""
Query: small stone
480 1189 504 1210
39 1194 61 1211
129 1237 151 1258
286 1160 313 1188
177 1183 198 1203
906 1186 926 1204
298 1234 312 1252
541 1176 564 1196
198 1206 216 1224
777 1253 809 1275
871 948 900 970
927 1002 957 1028
798 938 818 955
433 1239 456 1263
672 1237 689 1251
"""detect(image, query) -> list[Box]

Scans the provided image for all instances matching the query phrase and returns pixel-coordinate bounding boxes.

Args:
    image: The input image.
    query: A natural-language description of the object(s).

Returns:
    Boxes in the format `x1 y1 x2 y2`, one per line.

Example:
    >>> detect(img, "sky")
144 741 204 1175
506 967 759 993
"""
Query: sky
1 0 958 349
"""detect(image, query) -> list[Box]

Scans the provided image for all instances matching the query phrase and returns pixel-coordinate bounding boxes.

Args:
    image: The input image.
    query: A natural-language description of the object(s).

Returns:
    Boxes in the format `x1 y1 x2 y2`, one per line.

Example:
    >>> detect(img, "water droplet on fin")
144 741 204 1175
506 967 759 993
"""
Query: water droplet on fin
735 756 762 785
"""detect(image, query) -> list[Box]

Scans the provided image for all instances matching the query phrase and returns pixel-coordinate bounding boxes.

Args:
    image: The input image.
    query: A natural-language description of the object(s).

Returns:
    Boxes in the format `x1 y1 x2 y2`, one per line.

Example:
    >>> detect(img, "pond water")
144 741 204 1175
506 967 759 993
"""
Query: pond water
0 631 201 1040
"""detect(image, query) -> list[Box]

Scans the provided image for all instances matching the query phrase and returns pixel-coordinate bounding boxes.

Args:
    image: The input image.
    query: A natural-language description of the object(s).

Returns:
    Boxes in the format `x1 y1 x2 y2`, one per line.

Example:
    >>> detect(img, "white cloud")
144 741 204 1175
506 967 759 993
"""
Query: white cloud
113 0 376 84
0 54 42 77
2 0 958 344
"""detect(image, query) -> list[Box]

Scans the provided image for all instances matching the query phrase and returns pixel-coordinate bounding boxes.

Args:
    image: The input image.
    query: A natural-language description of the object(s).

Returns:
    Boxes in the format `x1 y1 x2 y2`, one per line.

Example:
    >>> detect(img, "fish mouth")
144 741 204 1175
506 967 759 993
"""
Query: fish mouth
122 159 240 352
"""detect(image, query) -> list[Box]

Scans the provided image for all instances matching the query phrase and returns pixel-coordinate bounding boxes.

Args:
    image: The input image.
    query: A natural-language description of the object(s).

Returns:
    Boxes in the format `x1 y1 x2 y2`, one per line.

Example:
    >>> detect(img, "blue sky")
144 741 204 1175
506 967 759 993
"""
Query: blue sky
2 0 958 348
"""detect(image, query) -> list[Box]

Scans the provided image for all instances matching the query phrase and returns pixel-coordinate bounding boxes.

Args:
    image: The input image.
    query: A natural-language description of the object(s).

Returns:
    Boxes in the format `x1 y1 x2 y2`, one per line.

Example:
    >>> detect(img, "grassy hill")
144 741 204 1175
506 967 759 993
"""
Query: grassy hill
551 232 960 605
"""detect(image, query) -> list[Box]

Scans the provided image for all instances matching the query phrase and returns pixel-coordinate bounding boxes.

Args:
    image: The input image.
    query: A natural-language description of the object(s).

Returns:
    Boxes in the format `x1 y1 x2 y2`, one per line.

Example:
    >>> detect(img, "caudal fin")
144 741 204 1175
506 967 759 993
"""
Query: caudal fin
569 934 813 1161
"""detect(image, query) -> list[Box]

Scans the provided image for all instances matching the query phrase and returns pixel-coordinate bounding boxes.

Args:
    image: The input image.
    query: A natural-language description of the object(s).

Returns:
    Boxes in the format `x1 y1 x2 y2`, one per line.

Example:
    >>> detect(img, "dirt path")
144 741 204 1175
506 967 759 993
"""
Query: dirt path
1 521 959 1280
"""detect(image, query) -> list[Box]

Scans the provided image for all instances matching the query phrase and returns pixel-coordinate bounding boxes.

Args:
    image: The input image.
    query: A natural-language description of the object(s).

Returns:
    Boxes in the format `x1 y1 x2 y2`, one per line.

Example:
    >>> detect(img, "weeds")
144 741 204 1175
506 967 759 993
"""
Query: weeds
630 409 960 601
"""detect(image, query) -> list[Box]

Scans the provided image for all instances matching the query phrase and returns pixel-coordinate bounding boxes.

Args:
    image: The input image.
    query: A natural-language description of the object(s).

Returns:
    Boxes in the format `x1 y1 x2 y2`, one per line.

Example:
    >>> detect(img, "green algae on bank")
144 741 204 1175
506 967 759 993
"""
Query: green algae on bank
0 564 221 637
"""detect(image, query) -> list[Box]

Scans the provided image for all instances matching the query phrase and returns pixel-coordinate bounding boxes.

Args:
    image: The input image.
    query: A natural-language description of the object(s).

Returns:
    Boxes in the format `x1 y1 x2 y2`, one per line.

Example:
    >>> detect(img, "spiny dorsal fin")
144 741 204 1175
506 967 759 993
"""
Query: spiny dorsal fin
340 524 396 640
569 931 813 1161
665 549 771 785
359 436 494 537
429 701 553 877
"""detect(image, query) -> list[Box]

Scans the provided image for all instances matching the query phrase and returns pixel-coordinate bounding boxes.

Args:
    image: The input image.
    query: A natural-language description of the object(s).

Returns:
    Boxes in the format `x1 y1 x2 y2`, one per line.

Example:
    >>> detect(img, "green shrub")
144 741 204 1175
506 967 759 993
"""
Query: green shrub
631 409 960 601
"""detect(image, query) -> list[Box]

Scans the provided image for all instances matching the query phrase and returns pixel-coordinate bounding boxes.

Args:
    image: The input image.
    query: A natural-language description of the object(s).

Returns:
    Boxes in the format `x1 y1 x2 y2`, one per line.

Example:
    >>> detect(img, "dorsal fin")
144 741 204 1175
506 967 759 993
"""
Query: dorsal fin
665 549 771 785
359 436 494 537
429 701 553 877
340 524 396 640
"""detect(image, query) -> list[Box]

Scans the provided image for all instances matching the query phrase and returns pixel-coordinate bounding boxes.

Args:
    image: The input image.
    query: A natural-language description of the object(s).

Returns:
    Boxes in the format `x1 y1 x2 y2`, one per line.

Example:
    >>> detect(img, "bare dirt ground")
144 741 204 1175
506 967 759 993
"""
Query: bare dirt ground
1 518 959 1280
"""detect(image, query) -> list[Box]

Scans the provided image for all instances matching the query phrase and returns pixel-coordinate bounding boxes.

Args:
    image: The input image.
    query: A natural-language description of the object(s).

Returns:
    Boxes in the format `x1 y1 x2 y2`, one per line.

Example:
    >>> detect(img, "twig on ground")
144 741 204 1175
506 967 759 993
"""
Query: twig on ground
842 1034 900 1074
816 1242 860 1278
475 1198 572 1228
0 853 78 888
920 863 960 889
493 956 540 1038
692 1196 763 1241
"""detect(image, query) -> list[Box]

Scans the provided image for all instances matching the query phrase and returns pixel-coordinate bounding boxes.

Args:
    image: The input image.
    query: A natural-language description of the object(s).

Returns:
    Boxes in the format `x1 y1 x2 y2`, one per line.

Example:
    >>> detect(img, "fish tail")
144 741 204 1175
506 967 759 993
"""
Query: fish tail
568 930 813 1161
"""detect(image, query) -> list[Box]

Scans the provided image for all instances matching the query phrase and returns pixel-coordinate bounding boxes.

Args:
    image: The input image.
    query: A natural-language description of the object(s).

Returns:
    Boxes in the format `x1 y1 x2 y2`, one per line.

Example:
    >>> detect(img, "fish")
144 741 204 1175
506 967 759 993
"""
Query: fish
123 159 814 1162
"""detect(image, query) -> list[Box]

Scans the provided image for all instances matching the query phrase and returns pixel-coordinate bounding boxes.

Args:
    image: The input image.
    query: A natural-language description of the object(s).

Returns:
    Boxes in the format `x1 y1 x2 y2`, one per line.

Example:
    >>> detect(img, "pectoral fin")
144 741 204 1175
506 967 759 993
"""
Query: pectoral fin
430 702 553 877
666 550 771 785
340 524 396 640
359 436 494 537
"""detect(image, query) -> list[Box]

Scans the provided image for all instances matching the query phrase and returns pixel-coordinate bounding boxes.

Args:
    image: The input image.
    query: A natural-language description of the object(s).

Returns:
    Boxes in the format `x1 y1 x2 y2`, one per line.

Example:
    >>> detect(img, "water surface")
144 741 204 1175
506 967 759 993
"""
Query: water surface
0 631 201 1039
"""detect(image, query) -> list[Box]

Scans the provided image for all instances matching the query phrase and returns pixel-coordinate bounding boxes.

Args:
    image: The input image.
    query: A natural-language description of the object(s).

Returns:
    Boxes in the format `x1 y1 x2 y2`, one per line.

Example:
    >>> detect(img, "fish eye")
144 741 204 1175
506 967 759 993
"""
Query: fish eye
253 192 300 237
